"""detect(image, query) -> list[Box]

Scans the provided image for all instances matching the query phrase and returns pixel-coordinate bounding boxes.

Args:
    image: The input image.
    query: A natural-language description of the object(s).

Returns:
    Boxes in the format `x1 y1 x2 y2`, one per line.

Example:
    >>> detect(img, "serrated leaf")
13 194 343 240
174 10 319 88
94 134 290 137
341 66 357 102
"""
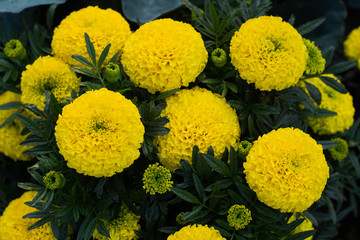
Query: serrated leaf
72 54 94 69
297 17 326 35
202 154 232 177
27 216 51 231
304 81 321 105
24 103 46 118
319 76 347 94
324 61 357 74
170 187 201 204
97 44 111 69
84 33 96 66
16 114 45 137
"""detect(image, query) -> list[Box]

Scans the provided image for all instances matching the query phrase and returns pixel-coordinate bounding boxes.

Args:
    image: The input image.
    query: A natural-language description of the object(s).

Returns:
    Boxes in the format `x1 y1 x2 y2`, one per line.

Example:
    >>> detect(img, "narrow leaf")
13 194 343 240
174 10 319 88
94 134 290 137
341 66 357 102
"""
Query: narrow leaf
324 61 357 74
297 17 325 35
319 76 347 94
72 54 95 69
193 173 205 202
170 187 201 204
97 44 111 69
84 33 96 65
0 101 22 110
202 154 232 177
304 81 321 105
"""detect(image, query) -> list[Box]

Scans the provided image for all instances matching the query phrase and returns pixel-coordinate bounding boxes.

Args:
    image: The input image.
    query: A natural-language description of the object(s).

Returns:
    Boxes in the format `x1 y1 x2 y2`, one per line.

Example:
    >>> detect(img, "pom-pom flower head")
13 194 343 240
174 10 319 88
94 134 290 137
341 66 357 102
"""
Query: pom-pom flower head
0 191 69 240
0 91 32 161
299 75 355 135
143 163 173 195
303 38 326 75
52 6 131 68
167 224 226 240
121 18 208 93
227 204 252 230
230 16 307 91
92 203 140 240
244 128 329 212
154 87 240 171
20 56 80 110
344 26 360 69
55 88 145 177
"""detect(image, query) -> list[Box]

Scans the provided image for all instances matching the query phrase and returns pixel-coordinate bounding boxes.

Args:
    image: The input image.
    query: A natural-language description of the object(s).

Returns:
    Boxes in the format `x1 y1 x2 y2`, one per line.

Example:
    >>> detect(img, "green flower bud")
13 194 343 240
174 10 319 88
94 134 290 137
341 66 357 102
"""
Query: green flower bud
238 140 253 156
43 171 66 190
4 39 26 60
303 38 326 75
329 138 349 161
176 212 186 225
211 48 227 67
143 163 173 195
227 204 252 230
104 62 120 83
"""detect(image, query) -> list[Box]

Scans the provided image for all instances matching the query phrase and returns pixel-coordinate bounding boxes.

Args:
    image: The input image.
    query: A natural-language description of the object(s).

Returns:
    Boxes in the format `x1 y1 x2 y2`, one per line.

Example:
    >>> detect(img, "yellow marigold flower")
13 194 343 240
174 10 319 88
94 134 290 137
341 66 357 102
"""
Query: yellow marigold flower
230 16 307 91
43 171 66 190
287 214 314 240
244 128 329 212
0 191 70 240
121 18 208 94
329 138 349 161
299 75 355 135
20 56 80 111
55 88 145 177
344 26 360 69
92 203 140 240
52 6 131 69
227 204 252 230
4 39 26 60
143 163 173 195
167 224 226 240
154 87 240 171
303 38 326 75
211 48 227 67
0 91 32 161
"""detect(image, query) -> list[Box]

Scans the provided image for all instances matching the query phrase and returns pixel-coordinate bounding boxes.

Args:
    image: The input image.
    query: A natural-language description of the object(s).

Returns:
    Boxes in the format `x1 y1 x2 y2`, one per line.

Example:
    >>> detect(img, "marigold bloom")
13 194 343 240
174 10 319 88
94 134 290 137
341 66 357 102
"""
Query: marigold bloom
121 18 208 93
211 48 227 67
167 224 226 240
244 128 329 212
154 87 240 171
143 163 173 195
230 16 307 91
0 191 70 240
303 38 325 75
20 56 80 110
52 6 131 68
227 204 252 230
55 88 145 177
329 138 349 161
43 171 66 190
299 75 355 135
4 39 26 60
344 26 360 69
0 91 32 161
288 214 314 240
92 203 140 240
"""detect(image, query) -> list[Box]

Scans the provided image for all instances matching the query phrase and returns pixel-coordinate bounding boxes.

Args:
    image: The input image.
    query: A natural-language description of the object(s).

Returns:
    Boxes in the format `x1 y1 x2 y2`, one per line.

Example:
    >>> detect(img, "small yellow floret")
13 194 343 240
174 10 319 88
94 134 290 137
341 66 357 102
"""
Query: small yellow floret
344 26 360 69
0 191 70 240
20 56 80 110
227 204 252 230
167 224 226 240
230 16 307 91
143 163 173 195
52 6 131 68
299 75 355 135
154 87 240 171
244 128 329 212
121 18 208 93
0 91 32 161
55 88 145 177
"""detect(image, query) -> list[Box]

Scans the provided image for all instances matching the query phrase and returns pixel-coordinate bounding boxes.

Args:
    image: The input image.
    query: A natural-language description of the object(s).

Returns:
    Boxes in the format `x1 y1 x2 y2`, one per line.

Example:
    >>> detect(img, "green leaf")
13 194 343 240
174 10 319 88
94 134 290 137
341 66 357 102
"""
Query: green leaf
0 109 23 128
42 190 54 211
77 217 97 240
97 44 111 69
202 154 232 177
317 140 338 150
170 187 201 204
0 101 22 110
250 103 280 115
27 216 51 231
153 89 179 101
227 100 246 110
322 46 335 67
72 54 95 69
17 182 44 191
348 151 360 178
23 211 49 219
24 103 46 118
23 145 53 155
311 108 337 118
326 196 337 224
200 78 222 84
323 61 357 74
182 205 202 221
84 33 96 65
319 76 347 94
304 81 321 105
94 178 107 199
109 52 120 63
16 113 45 137
285 230 316 240
46 4 57 31
79 81 103 90
96 220 110 238
145 126 169 136
229 146 238 175
193 173 205 202
297 17 326 35
303 211 318 227
72 67 99 79
226 82 238 93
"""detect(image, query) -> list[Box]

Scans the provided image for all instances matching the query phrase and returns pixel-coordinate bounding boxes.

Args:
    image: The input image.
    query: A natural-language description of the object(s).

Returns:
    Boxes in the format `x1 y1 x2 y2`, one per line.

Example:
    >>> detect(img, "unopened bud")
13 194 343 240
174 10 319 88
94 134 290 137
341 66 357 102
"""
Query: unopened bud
43 171 66 190
4 39 27 60
104 62 120 83
211 48 227 67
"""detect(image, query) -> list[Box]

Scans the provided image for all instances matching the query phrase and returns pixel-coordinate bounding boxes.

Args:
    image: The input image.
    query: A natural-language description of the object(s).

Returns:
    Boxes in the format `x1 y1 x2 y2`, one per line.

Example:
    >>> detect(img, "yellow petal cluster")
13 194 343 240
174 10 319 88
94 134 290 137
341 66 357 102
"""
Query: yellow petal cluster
303 38 326 75
244 128 329 212
154 87 240 171
344 26 360 69
167 224 226 240
0 191 69 240
230 16 307 91
21 56 80 110
0 91 32 161
288 214 314 240
121 18 208 93
55 88 145 177
299 75 355 135
92 203 140 240
52 6 131 68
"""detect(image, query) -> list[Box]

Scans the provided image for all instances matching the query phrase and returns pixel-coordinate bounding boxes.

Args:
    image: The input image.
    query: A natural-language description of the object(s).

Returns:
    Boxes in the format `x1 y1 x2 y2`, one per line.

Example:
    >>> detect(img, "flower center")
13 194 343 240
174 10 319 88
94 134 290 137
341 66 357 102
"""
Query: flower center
92 119 108 132
267 38 284 53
